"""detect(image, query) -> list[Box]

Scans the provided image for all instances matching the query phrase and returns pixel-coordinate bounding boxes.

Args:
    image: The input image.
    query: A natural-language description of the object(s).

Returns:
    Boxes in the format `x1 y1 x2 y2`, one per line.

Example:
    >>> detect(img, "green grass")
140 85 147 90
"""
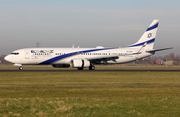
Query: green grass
0 72 180 86
1 97 180 117
1 87 180 99
0 70 180 116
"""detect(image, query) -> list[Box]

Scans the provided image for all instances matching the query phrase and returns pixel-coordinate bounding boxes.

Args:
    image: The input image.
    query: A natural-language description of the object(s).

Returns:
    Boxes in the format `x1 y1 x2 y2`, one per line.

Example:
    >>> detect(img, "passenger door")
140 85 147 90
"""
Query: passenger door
25 50 30 59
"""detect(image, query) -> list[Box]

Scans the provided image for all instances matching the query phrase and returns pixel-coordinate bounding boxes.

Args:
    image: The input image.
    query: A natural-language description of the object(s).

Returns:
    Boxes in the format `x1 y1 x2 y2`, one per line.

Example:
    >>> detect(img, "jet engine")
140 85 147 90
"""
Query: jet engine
71 59 90 68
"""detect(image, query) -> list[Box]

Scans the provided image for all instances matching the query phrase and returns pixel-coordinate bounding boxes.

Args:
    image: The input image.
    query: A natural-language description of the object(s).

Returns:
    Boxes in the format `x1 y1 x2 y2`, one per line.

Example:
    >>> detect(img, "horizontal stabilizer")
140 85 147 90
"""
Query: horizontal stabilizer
146 47 173 53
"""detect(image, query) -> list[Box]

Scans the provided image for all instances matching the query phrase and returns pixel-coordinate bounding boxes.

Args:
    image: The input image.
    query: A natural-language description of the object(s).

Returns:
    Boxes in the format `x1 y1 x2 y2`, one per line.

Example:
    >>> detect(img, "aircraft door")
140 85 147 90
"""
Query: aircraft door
25 50 30 59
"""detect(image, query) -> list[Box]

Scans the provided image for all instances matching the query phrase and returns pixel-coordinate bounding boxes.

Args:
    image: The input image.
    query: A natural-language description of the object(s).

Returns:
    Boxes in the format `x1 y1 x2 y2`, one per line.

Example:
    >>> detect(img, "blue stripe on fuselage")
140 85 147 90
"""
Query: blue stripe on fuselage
128 38 155 47
39 38 155 64
39 47 117 64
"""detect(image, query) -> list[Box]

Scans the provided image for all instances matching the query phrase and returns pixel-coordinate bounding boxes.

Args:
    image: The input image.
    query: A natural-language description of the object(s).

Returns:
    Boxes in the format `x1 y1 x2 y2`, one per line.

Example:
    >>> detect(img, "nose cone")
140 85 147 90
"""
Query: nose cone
4 55 12 62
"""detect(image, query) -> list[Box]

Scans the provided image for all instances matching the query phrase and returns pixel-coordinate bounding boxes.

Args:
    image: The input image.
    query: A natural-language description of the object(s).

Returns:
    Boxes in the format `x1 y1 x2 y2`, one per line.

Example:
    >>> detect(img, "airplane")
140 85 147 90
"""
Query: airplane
5 20 172 70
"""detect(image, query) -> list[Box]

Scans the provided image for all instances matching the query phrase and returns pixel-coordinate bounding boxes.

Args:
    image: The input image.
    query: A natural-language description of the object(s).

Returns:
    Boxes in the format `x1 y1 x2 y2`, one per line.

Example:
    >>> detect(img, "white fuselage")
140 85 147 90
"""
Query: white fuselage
5 47 153 66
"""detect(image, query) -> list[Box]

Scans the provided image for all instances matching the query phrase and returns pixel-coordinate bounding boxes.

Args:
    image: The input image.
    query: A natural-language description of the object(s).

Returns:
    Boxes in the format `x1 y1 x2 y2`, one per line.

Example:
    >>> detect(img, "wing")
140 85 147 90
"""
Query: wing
87 56 119 64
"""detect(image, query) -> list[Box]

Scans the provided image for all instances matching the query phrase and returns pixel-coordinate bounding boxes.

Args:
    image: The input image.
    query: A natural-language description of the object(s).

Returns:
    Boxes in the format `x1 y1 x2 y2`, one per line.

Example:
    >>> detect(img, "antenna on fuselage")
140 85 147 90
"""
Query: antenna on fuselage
72 44 75 48
36 42 40 48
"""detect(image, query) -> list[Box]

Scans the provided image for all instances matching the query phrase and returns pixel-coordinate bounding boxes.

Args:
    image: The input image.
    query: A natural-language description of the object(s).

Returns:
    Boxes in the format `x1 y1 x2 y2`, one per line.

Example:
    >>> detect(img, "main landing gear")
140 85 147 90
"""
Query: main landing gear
89 65 95 70
77 65 95 70
19 66 23 70
78 67 84 70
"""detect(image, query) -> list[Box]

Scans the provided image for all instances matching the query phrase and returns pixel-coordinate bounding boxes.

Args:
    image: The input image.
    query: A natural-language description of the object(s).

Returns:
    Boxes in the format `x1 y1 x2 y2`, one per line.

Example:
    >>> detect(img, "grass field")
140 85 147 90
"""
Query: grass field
0 66 180 116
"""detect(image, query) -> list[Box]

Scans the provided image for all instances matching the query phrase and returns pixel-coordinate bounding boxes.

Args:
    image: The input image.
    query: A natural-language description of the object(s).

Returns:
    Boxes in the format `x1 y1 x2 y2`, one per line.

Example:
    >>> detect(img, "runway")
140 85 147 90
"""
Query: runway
0 69 180 72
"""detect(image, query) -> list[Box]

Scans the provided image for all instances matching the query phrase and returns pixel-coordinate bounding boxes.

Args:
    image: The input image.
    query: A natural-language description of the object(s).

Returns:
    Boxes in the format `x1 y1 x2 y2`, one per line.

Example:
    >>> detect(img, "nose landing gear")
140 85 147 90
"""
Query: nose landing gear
13 64 23 70
19 66 23 70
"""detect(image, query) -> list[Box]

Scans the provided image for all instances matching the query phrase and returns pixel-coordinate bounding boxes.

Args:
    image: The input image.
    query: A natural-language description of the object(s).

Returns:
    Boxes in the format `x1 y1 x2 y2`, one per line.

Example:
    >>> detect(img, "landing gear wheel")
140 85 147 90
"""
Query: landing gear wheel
19 66 23 70
89 65 95 70
78 67 83 70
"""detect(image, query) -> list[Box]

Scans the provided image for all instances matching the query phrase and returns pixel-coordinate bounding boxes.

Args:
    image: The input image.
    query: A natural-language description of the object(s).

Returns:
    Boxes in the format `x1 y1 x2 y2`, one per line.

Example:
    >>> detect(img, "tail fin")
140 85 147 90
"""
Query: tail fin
128 20 159 50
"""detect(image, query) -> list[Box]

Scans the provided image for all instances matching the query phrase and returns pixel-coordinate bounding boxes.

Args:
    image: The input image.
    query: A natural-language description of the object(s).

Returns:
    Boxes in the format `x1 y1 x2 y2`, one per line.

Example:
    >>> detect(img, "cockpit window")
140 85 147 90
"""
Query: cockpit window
11 53 19 55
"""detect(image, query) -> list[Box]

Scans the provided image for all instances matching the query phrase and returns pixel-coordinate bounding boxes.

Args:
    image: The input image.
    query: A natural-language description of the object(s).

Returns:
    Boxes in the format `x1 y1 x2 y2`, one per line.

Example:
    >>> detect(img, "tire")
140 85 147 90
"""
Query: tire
78 67 83 70
19 66 23 70
89 65 95 70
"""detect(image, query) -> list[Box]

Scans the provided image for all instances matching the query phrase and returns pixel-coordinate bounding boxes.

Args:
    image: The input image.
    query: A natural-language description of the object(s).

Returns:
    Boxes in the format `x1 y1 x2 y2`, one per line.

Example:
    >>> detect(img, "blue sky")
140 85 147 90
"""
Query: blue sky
0 0 180 55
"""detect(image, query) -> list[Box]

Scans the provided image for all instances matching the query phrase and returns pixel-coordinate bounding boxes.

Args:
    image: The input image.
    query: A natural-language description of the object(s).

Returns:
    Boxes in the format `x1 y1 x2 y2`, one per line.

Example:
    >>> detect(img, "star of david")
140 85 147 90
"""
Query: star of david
148 33 152 38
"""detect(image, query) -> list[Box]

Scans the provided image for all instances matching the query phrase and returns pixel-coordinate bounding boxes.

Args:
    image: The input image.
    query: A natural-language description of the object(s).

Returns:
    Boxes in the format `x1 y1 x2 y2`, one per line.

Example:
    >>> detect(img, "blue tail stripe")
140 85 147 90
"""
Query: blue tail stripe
128 38 155 47
39 47 117 64
146 23 158 31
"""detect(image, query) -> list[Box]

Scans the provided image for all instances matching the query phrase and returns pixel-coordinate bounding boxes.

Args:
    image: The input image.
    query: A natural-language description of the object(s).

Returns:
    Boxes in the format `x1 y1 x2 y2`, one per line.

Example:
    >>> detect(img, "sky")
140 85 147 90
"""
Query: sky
0 0 180 56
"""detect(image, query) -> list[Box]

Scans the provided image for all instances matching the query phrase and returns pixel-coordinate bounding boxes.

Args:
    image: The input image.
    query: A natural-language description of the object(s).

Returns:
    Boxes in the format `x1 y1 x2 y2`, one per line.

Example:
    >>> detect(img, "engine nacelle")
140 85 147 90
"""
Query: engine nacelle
71 59 90 68
83 59 90 68
52 64 70 68
72 59 82 68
